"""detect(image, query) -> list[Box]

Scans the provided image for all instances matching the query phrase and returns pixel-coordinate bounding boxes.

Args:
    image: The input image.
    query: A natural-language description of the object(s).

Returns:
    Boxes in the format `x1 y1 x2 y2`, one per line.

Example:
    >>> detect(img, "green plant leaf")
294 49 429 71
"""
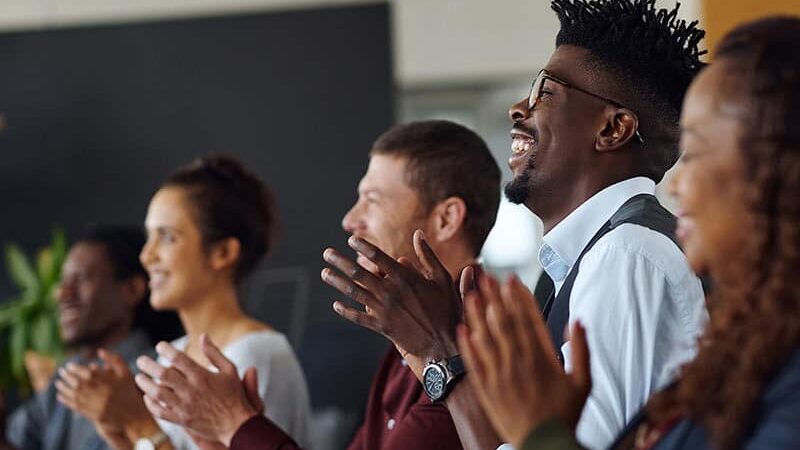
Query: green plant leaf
5 244 39 295
9 318 30 392
37 228 67 292
30 313 54 354
0 302 24 329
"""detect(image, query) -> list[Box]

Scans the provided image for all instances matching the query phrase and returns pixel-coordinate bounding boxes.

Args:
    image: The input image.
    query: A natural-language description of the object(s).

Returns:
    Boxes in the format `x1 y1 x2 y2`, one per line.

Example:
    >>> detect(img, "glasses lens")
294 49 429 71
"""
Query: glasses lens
528 72 545 110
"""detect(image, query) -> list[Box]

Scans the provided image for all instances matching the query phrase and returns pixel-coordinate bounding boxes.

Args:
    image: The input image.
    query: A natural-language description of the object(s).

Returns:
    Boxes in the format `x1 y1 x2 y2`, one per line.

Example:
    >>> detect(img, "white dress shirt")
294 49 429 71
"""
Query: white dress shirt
498 177 707 450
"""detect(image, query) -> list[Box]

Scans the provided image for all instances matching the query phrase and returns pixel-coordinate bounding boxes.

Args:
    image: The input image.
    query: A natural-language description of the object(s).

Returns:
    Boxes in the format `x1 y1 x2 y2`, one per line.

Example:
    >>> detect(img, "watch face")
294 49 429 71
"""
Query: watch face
423 364 447 401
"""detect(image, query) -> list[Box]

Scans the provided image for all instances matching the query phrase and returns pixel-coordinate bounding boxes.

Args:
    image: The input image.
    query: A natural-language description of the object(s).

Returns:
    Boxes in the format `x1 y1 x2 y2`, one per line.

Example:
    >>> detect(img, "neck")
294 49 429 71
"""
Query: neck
436 243 478 280
79 320 133 359
530 172 634 234
178 281 247 345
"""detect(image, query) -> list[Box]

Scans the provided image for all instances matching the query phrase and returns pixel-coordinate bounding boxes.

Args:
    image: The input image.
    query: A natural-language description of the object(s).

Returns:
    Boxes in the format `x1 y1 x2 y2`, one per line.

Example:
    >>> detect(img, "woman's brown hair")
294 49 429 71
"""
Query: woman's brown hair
164 154 276 283
647 17 800 449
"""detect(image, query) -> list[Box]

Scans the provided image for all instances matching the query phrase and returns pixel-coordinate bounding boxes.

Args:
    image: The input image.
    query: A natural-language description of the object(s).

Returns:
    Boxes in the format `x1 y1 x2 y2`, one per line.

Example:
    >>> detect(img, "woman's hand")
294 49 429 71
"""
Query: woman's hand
135 334 262 447
55 350 154 442
457 274 592 448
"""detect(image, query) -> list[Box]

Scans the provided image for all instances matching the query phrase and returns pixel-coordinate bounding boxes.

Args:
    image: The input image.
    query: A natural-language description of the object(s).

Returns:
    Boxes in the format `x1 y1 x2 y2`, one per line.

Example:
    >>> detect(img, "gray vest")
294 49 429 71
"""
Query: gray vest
542 193 679 364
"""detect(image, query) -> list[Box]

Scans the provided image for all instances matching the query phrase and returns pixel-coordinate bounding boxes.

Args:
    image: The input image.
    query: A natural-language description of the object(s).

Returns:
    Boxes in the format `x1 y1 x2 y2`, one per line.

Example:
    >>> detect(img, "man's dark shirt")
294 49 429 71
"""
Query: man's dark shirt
231 349 463 450
7 331 152 450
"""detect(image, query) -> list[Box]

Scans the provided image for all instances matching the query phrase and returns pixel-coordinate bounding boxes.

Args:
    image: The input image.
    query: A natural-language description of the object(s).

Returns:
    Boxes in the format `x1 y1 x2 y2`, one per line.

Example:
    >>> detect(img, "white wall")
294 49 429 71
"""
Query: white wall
0 0 703 86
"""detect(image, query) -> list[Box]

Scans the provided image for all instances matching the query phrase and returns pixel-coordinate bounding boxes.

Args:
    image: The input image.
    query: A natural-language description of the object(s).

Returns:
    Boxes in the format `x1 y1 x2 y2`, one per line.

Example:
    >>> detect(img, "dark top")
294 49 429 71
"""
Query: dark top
231 349 463 450
7 331 152 450
520 348 800 450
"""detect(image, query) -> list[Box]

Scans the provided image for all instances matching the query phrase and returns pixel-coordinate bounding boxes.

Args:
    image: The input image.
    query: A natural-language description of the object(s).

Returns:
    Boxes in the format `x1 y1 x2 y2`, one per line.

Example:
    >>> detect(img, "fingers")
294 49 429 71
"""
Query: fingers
242 367 264 414
134 373 181 412
412 230 451 285
54 378 77 403
332 301 382 334
459 295 487 382
501 276 537 358
320 265 382 311
463 286 498 381
200 334 237 376
346 236 405 276
510 276 558 365
142 393 181 424
57 366 81 389
98 349 129 377
136 355 187 388
568 321 592 398
459 265 474 299
155 341 203 381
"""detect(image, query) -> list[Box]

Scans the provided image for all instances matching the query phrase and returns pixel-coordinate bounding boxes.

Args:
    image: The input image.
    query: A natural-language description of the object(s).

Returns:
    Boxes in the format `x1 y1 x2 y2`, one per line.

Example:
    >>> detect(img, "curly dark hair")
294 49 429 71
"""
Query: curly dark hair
551 0 706 182
647 17 800 450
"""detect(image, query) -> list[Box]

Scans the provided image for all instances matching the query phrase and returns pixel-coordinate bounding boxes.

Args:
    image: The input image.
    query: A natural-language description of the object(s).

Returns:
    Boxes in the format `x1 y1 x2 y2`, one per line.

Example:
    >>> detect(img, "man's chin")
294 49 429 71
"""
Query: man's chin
504 179 530 205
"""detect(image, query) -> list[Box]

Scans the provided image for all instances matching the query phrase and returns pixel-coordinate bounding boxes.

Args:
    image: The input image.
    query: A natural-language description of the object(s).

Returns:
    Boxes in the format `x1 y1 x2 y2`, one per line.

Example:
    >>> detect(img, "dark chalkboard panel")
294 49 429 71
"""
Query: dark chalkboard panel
0 4 393 414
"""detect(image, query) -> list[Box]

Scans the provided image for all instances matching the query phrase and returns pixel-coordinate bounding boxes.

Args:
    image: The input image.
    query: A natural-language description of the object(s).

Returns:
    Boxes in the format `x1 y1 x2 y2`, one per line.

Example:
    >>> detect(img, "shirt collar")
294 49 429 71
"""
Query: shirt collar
538 177 656 282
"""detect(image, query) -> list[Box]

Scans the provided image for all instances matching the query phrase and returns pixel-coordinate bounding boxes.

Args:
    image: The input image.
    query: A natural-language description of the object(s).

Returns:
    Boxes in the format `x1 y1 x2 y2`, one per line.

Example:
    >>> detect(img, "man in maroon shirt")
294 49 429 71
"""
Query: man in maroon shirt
133 120 501 450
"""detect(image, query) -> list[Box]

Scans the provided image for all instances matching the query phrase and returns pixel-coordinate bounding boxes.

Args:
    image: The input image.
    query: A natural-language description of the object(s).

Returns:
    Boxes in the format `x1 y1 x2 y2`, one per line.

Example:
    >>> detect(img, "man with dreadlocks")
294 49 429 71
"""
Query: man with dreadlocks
118 2 710 450
308 1 709 449
494 1 709 446
315 1 708 449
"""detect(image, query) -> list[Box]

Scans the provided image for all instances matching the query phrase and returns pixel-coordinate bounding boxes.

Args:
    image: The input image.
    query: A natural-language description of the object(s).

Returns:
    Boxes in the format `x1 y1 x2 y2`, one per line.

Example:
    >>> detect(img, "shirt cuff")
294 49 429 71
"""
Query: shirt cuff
229 415 297 450
518 419 583 450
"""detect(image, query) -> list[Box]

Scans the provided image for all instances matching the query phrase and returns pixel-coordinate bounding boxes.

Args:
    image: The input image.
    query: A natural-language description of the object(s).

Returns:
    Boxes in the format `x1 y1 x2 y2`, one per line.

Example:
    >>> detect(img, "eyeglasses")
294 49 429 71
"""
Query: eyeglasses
528 70 645 144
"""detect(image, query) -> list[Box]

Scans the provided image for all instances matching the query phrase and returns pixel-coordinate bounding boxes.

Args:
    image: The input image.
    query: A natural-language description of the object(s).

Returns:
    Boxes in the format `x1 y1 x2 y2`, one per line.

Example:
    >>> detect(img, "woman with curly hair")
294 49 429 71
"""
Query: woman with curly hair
459 16 800 450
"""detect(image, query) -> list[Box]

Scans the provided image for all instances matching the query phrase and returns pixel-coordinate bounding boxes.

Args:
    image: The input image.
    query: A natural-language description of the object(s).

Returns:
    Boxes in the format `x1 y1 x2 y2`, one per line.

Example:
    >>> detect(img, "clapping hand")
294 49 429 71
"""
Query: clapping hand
322 230 463 375
135 335 263 447
458 274 592 448
55 350 149 430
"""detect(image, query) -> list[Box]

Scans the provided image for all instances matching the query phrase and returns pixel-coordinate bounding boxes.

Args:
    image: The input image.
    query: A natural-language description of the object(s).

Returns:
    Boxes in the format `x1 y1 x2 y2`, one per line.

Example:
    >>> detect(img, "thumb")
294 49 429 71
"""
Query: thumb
200 334 237 376
459 265 474 299
98 349 129 377
242 367 264 414
568 321 592 399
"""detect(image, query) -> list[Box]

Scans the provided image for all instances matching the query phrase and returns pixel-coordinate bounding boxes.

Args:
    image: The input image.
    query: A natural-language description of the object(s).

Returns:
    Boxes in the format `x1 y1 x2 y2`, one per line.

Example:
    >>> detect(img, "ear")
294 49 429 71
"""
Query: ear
595 107 640 152
121 276 148 308
428 196 467 244
208 237 242 272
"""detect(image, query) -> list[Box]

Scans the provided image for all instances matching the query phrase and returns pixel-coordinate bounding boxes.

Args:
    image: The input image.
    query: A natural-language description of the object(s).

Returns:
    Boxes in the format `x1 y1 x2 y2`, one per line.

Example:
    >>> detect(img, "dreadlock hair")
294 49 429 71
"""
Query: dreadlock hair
551 0 706 182
647 17 800 450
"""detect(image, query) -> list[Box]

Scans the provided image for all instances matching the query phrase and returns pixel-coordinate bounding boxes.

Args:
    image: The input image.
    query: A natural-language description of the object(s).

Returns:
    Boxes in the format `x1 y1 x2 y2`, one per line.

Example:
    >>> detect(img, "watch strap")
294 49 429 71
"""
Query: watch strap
444 354 466 380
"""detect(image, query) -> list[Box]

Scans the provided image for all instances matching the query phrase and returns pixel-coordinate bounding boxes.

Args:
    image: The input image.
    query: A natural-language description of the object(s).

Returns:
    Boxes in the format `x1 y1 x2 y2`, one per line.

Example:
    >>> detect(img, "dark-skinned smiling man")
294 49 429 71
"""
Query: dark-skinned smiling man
320 1 709 450
125 2 708 450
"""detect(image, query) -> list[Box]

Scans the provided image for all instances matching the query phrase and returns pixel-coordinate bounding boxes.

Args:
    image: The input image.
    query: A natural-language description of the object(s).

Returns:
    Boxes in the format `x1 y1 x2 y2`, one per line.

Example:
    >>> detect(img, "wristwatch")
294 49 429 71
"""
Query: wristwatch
134 431 167 450
422 354 466 402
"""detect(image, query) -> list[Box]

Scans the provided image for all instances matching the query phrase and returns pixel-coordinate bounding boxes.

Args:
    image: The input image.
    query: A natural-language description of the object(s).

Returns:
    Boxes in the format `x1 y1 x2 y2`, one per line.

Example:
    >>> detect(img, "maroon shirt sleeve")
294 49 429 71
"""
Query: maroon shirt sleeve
347 350 463 450
229 415 304 450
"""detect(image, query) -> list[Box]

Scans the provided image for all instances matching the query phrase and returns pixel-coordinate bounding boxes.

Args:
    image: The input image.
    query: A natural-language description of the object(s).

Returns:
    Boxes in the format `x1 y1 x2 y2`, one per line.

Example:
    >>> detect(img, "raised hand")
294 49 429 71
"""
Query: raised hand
322 230 463 375
134 335 260 447
458 274 592 448
55 350 150 430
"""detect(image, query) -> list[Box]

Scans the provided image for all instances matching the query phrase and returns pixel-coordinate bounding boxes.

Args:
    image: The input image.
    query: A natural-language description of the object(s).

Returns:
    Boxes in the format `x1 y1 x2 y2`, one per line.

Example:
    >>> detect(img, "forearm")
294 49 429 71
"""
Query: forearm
229 415 302 450
444 382 502 450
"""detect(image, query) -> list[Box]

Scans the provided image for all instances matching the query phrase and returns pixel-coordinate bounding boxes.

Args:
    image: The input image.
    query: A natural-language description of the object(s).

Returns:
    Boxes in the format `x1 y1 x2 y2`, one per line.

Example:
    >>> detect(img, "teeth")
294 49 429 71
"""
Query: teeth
511 138 534 154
